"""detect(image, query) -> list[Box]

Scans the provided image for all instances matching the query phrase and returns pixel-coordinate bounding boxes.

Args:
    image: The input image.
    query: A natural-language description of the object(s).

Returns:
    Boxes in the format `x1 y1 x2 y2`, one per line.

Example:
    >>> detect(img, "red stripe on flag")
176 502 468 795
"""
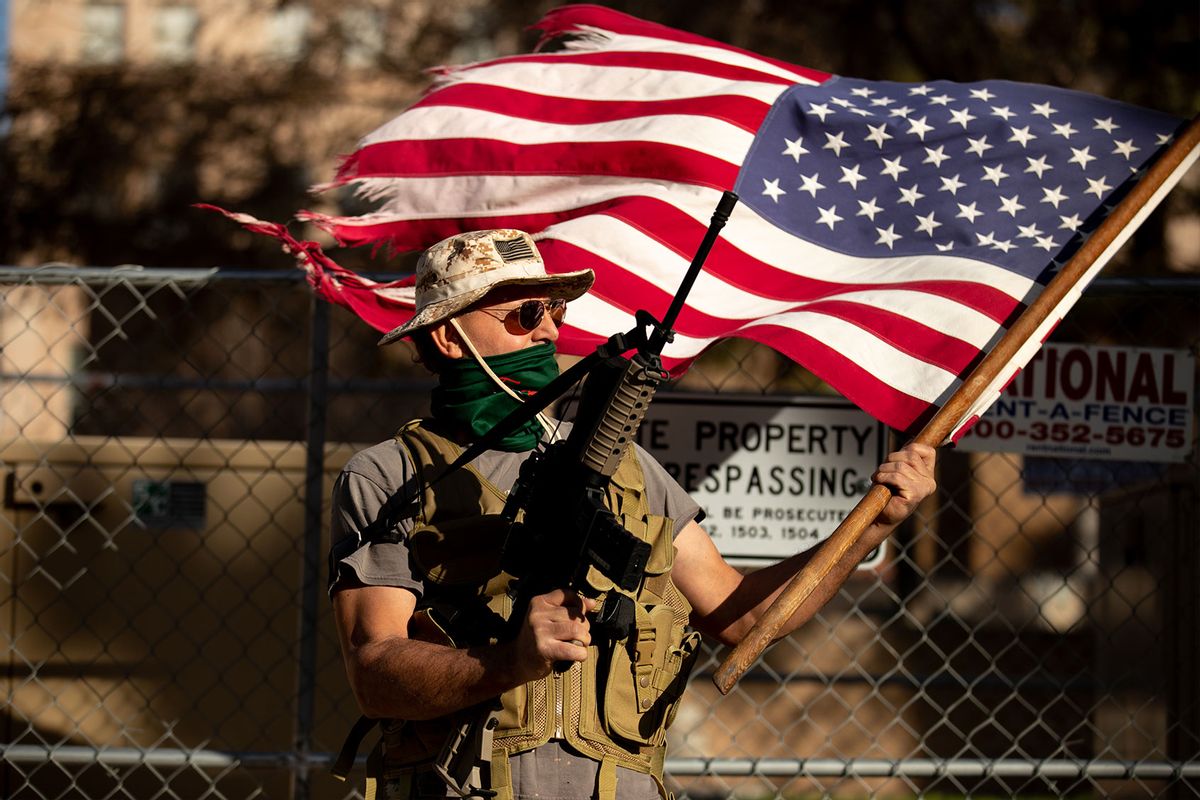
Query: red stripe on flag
537 240 980 374
794 299 980 374
531 5 830 85
737 321 934 432
333 139 739 189
951 415 980 443
301 199 632 252
199 205 416 333
411 83 772 132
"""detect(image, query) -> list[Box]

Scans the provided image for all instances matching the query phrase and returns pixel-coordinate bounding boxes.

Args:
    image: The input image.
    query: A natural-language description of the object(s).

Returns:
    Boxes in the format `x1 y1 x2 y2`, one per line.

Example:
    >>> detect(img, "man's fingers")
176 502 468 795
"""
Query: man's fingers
874 444 936 487
546 615 591 645
875 461 934 486
529 589 594 657
549 638 590 663
883 443 937 469
540 588 593 612
869 444 937 522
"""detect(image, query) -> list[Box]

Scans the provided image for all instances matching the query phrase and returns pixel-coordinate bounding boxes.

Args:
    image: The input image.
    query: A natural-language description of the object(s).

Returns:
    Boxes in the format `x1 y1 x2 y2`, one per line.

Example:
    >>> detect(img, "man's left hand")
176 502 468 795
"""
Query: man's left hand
871 443 937 526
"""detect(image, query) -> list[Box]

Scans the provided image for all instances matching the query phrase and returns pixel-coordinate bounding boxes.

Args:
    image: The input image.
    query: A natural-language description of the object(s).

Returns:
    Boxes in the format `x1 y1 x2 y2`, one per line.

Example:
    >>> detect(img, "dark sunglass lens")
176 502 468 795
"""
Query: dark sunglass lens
516 300 545 331
548 300 567 325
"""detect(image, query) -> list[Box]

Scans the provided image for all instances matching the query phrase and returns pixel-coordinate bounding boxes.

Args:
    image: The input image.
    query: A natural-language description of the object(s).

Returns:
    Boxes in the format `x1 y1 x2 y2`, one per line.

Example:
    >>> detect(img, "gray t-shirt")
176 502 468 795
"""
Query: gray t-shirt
328 425 701 800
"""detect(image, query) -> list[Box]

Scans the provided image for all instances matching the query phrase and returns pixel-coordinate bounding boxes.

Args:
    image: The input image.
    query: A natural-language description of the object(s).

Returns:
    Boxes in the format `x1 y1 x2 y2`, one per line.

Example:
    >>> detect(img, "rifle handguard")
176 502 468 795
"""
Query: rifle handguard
573 352 667 478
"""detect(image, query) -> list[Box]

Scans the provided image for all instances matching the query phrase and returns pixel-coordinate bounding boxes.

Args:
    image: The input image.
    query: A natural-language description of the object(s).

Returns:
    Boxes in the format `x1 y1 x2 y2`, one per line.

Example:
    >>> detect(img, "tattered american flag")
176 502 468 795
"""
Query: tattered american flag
230 5 1191 439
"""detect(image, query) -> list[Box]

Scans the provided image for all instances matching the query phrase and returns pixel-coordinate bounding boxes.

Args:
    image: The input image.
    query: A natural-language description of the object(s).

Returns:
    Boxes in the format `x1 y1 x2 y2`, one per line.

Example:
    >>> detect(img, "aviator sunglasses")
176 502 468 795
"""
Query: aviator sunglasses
475 298 568 332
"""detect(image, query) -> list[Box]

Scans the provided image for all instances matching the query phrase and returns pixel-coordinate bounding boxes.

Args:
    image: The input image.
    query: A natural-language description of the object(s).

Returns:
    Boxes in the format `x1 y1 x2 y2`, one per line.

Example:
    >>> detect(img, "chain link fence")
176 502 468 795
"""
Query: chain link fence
1 265 1196 799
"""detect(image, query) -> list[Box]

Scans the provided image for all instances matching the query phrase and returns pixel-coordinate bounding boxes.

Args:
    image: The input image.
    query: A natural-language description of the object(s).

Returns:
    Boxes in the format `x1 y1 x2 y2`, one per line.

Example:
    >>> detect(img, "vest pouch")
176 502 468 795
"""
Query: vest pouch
409 515 516 649
407 515 512 591
380 717 449 776
582 513 674 595
379 717 493 799
600 603 697 746
494 678 528 733
661 629 702 731
491 590 544 742
493 673 558 757
641 515 675 575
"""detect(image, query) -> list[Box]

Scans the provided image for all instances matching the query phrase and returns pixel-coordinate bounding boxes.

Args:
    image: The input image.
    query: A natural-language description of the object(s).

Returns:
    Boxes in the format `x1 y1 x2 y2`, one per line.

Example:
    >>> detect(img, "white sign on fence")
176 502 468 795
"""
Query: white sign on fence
636 395 887 566
956 343 1194 462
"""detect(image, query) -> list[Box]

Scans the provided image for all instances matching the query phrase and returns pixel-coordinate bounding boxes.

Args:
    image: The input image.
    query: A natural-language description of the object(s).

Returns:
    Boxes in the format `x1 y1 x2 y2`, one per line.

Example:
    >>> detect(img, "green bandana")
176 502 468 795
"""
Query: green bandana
431 343 560 451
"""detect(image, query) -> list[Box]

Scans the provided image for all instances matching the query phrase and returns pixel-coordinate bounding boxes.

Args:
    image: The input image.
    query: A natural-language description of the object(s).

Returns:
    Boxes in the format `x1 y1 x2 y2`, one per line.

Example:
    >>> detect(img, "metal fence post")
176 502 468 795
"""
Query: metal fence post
293 293 331 800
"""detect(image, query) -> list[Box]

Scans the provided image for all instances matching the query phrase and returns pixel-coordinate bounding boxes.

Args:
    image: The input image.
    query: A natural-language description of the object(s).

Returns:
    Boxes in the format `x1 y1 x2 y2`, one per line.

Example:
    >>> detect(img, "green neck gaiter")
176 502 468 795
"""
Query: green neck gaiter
431 343 560 452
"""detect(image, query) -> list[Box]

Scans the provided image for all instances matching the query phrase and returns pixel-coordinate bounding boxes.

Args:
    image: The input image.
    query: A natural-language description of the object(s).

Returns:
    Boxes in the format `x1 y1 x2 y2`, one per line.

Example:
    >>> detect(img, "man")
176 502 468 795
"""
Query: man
329 229 937 800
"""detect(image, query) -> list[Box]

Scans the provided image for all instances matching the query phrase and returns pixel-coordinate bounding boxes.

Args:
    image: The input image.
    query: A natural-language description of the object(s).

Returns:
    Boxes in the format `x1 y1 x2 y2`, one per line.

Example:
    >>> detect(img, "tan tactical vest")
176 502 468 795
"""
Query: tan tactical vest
378 420 701 800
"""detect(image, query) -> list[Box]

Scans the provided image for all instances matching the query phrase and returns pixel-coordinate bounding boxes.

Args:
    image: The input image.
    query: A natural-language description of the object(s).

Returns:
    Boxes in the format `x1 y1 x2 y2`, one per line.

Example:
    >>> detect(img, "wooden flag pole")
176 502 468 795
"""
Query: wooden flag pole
713 115 1200 696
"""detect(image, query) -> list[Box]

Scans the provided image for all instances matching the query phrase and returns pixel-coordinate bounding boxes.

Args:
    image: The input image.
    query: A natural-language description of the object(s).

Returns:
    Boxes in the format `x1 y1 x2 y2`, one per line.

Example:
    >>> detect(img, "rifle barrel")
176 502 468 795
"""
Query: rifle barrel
655 191 739 345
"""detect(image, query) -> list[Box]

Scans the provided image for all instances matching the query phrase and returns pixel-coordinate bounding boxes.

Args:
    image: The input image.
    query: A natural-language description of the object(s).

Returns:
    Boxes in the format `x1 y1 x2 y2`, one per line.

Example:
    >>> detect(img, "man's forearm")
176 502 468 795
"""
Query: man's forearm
348 636 523 721
711 518 896 645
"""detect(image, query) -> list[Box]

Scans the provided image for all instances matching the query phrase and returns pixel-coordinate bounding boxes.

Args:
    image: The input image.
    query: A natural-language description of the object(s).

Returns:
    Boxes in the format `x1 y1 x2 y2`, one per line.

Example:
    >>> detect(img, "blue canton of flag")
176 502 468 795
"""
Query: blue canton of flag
737 78 1183 283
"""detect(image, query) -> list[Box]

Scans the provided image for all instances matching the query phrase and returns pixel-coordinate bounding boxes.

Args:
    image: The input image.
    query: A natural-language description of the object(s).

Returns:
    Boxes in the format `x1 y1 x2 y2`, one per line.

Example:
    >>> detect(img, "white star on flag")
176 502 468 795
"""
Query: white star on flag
762 177 786 202
1112 139 1140 159
998 195 1026 216
956 201 983 222
799 172 825 197
898 184 925 206
823 131 850 155
914 211 941 236
923 145 950 167
1041 185 1069 207
839 164 867 189
939 174 966 194
907 116 935 140
782 137 809 161
875 224 902 248
1085 176 1113 198
1008 126 1037 147
816 205 843 229
809 103 834 122
1052 122 1078 138
966 136 992 157
1024 155 1053 178
1031 101 1057 117
856 197 883 220
1068 146 1096 169
949 107 977 128
864 124 892 148
880 156 907 180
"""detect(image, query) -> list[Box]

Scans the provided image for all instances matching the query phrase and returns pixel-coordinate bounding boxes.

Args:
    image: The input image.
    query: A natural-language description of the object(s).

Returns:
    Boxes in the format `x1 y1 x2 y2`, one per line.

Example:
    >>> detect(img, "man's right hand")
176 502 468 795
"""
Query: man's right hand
514 588 596 681
333 584 597 721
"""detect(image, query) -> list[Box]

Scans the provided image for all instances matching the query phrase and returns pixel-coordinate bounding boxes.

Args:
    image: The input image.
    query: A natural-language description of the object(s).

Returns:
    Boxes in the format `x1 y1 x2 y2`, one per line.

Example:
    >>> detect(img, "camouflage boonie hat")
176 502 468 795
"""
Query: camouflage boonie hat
378 229 594 345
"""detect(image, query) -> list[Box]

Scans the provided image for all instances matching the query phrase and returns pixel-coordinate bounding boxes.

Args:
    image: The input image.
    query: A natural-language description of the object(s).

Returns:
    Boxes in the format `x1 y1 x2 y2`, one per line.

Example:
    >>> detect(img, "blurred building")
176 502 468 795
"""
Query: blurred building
8 0 501 68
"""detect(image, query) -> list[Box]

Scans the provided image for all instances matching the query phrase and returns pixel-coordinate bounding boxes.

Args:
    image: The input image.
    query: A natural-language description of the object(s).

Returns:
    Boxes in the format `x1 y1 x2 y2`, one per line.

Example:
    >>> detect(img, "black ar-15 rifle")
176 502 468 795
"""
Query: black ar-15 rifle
431 191 738 797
